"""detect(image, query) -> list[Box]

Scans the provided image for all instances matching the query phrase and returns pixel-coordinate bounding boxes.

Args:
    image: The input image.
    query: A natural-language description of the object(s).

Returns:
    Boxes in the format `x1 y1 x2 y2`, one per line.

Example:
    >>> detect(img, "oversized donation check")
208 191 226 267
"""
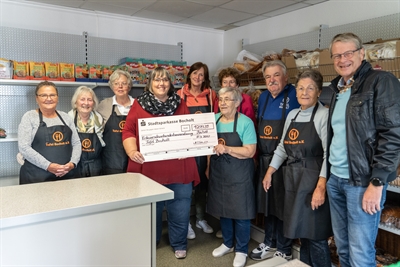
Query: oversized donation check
138 113 218 162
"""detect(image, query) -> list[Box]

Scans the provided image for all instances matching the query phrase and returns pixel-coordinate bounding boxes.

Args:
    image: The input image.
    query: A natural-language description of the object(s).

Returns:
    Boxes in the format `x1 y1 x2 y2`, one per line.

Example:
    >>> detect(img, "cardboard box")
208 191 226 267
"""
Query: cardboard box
282 55 300 84
317 49 337 82
366 38 400 78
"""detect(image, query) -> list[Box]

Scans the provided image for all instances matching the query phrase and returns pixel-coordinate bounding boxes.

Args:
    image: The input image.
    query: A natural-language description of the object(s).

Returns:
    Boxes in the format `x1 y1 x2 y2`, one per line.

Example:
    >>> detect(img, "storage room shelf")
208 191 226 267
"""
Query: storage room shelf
0 79 146 88
0 133 18 143
387 185 400 194
379 223 400 236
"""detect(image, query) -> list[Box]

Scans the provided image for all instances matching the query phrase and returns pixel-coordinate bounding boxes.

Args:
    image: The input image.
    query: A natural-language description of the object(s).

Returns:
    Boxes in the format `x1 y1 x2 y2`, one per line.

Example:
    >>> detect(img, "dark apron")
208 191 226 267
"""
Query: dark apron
101 105 128 174
74 112 103 178
282 104 332 240
185 94 212 190
256 91 288 220
208 113 256 220
20 110 75 184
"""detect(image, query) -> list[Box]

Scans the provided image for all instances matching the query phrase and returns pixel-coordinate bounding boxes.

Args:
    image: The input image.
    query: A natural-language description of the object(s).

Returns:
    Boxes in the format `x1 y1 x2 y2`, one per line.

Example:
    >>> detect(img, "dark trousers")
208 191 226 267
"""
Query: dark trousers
263 215 292 255
300 238 331 267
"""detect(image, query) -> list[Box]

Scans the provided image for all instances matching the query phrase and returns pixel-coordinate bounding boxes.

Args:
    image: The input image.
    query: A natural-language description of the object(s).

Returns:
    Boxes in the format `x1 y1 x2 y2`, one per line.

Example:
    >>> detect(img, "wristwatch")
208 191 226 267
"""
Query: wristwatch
370 177 384 186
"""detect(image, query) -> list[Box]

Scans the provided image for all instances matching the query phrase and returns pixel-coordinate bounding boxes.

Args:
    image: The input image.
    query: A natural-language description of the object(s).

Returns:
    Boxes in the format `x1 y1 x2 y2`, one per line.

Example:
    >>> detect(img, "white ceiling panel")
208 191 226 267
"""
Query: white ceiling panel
221 0 297 15
81 1 138 16
263 2 309 17
146 0 214 18
132 9 187 23
22 0 330 31
191 7 255 24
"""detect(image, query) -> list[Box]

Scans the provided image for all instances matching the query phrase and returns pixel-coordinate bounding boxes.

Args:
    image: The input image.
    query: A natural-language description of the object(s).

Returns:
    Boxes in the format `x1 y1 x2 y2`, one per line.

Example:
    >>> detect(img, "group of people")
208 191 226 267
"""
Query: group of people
17 32 400 267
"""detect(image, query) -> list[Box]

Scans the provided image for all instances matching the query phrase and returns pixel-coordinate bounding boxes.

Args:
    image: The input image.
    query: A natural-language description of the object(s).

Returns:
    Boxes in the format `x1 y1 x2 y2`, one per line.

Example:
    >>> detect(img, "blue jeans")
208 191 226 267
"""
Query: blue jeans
156 183 192 251
220 217 251 254
326 174 387 267
263 215 292 255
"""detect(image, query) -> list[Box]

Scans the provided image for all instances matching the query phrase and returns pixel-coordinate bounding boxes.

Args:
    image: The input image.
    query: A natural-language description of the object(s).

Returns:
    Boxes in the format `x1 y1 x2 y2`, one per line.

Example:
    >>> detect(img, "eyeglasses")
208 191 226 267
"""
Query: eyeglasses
296 86 318 92
113 82 129 87
36 94 58 99
218 98 235 103
154 78 169 83
331 48 361 61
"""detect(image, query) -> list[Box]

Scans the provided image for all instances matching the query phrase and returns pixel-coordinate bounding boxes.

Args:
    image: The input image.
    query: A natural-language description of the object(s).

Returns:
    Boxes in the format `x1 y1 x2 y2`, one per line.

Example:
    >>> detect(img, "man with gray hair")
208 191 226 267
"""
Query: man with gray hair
250 60 299 261
326 32 400 267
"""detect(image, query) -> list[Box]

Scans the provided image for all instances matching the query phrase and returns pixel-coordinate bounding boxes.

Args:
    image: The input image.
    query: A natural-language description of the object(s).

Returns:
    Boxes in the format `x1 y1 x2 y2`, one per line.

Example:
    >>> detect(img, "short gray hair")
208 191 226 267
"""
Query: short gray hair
261 60 287 76
71 86 99 110
218 87 242 103
108 69 132 88
329 32 363 54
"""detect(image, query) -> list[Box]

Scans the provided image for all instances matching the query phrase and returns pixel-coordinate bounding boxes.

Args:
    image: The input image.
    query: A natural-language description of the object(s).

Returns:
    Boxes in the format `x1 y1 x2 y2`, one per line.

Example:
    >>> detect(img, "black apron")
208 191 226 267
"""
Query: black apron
74 112 103 178
185 94 212 190
208 113 256 220
101 105 128 174
256 91 288 220
282 104 332 240
20 110 75 184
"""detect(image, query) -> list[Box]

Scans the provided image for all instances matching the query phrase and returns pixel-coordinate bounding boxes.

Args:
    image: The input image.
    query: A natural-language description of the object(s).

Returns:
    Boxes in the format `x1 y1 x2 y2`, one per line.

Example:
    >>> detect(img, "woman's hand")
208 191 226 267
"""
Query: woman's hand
311 177 327 210
213 144 230 156
262 166 277 192
47 162 74 177
129 150 145 164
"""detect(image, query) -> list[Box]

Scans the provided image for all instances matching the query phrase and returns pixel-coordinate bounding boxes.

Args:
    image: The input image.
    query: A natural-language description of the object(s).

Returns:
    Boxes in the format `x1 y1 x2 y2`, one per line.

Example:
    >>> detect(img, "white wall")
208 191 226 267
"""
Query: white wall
223 0 400 66
0 0 224 76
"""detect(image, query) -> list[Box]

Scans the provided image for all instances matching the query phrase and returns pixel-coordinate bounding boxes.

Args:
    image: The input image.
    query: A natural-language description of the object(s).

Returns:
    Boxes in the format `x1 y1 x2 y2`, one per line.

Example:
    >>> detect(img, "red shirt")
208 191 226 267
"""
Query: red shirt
122 100 200 186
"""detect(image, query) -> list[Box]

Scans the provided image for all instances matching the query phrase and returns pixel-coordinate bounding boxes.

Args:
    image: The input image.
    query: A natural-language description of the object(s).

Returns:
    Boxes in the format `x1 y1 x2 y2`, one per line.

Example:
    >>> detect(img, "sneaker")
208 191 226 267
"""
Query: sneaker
187 223 196 239
212 243 234 257
175 250 186 259
233 252 247 267
196 219 214 233
273 251 292 260
250 243 277 260
215 230 222 238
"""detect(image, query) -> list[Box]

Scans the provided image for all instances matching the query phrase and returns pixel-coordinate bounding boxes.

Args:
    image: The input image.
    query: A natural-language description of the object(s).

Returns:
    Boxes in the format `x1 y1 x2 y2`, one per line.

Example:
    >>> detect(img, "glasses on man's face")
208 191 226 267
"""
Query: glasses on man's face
153 78 169 83
331 48 361 62
36 94 58 99
113 82 129 87
218 98 235 103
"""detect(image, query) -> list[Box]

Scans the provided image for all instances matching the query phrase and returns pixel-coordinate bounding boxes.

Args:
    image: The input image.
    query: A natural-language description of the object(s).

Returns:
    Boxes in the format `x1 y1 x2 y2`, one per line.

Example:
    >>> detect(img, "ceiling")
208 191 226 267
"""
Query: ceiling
23 0 329 31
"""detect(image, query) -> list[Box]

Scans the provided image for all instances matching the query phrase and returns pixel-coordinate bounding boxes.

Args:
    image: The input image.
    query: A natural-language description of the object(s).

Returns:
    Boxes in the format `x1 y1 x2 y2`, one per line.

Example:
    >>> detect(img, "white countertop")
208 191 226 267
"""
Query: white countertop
0 173 174 229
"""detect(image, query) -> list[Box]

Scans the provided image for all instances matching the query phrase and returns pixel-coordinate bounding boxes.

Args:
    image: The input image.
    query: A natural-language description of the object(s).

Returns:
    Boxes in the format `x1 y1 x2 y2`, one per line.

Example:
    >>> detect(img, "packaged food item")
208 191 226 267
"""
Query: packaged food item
44 62 60 81
75 63 89 79
59 63 75 81
171 61 187 87
88 64 103 80
102 65 111 81
141 59 157 84
29 61 45 80
0 58 13 79
120 59 141 84
13 61 29 80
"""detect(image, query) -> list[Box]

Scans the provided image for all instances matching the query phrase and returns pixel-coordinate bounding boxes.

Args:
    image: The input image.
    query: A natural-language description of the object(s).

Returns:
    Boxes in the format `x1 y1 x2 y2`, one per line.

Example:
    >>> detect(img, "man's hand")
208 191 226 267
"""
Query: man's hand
362 183 383 215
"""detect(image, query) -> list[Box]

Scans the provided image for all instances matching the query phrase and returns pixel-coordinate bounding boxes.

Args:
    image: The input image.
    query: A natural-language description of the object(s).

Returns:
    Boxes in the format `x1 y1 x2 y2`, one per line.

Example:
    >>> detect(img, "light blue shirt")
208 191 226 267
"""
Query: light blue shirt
215 113 256 145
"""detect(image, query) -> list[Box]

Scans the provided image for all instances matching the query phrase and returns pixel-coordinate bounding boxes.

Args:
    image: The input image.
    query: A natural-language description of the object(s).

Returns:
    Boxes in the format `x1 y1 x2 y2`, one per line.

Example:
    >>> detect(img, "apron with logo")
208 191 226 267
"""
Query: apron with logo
74 112 103 178
20 110 74 184
185 94 212 190
101 105 128 174
256 91 288 219
207 113 255 219
282 104 332 240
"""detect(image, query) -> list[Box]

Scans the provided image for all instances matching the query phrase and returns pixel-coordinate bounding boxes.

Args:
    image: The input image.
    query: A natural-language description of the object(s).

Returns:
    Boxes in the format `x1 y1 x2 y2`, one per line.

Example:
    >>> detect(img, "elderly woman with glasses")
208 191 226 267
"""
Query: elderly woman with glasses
122 67 200 260
68 86 105 178
18 81 81 184
97 69 134 174
207 87 257 267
